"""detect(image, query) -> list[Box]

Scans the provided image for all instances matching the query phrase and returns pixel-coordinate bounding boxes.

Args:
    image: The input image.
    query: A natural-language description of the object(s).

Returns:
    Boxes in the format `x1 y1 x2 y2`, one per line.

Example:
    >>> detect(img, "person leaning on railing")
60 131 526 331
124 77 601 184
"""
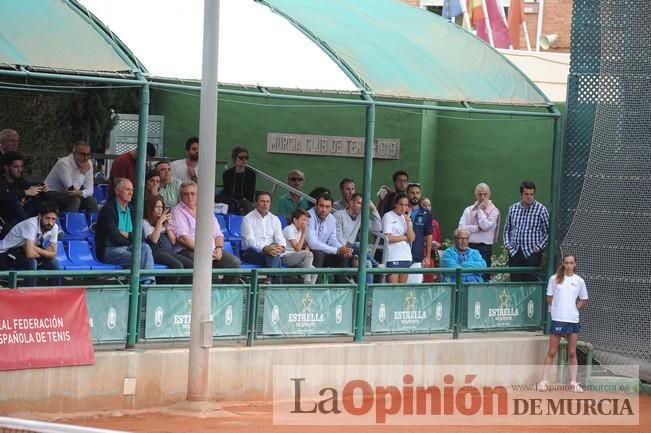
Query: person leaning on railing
440 228 486 283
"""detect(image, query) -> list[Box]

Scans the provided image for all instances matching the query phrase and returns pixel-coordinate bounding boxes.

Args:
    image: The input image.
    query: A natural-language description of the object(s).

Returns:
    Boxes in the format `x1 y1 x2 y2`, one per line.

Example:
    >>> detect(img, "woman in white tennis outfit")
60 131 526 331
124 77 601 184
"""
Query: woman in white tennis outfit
538 255 589 392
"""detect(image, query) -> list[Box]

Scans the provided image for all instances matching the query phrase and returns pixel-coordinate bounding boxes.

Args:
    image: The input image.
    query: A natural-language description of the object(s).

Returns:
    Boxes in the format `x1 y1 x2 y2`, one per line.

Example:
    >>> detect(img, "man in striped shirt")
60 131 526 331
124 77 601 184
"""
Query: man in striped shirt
503 180 549 282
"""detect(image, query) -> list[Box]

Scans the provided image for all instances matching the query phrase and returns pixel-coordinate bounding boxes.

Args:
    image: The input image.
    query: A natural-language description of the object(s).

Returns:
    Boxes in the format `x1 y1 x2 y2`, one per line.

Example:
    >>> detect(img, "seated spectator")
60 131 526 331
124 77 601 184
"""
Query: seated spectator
0 152 46 232
335 192 381 283
441 228 486 283
170 181 240 282
420 196 442 283
333 178 356 211
108 142 156 197
240 192 285 282
382 193 415 283
143 196 193 284
0 202 61 286
277 169 310 218
44 140 98 213
307 194 353 283
143 169 161 217
0 129 20 155
307 187 330 209
281 208 316 284
156 161 181 208
95 178 155 284
334 192 381 268
218 146 256 214
171 136 199 183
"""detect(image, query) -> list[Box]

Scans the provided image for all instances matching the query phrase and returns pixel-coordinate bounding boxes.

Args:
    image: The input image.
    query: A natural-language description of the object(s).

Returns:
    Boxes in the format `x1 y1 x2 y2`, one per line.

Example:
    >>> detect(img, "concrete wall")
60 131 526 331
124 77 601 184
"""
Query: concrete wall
0 337 548 415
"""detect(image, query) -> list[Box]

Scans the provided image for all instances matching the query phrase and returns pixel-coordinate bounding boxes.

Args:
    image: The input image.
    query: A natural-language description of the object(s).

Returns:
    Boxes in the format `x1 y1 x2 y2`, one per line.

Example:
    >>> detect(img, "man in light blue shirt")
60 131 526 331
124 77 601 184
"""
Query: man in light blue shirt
307 194 353 283
441 228 486 283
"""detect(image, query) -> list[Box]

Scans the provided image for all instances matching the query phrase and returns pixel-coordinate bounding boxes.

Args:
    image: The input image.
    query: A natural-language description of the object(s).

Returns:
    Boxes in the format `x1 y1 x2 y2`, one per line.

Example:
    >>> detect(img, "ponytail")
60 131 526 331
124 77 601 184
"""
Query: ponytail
554 263 565 284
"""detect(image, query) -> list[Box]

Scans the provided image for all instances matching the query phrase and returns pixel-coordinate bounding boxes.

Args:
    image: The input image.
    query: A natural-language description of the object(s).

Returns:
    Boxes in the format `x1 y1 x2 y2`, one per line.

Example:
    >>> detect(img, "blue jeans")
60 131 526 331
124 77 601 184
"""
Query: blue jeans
241 248 282 283
23 257 61 287
104 244 155 283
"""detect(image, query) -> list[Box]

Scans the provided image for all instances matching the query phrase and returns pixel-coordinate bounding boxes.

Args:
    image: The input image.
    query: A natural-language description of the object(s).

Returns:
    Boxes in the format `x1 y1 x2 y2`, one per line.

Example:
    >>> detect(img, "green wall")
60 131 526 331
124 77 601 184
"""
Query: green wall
150 87 564 242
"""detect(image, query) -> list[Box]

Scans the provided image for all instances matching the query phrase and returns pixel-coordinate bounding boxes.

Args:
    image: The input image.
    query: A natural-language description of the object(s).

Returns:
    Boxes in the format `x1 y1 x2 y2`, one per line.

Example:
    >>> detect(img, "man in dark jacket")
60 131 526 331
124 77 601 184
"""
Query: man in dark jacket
0 152 46 233
96 178 155 283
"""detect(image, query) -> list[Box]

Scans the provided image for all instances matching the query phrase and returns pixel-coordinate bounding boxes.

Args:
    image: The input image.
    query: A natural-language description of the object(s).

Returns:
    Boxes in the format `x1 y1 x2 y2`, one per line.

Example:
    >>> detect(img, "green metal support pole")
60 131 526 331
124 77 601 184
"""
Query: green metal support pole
545 107 563 334
126 74 150 348
453 268 463 339
353 93 376 342
247 270 259 347
8 271 17 289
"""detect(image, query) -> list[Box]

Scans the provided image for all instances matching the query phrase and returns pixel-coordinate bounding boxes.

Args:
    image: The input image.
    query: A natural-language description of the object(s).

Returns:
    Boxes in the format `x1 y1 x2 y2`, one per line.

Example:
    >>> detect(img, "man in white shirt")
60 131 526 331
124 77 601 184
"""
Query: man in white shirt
0 202 61 286
171 136 199 183
44 141 97 212
307 194 353 283
241 191 285 281
458 182 500 278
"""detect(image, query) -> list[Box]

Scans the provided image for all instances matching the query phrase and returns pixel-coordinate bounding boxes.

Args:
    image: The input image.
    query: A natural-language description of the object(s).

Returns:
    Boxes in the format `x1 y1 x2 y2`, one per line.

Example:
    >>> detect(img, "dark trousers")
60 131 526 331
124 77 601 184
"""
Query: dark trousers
508 249 542 282
178 249 241 283
312 250 349 283
241 248 283 283
152 250 194 284
469 242 492 281
0 249 61 286
43 192 98 213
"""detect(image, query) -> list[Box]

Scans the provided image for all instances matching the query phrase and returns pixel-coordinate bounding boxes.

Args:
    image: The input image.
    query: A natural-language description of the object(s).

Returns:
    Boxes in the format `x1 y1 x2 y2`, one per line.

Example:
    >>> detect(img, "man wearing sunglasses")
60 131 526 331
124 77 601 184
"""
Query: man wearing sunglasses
44 140 98 213
277 169 310 218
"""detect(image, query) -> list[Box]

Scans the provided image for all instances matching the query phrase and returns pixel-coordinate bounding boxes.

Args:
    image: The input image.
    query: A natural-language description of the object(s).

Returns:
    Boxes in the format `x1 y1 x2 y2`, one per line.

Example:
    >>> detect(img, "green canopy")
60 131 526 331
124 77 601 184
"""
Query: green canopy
0 0 143 73
259 0 549 105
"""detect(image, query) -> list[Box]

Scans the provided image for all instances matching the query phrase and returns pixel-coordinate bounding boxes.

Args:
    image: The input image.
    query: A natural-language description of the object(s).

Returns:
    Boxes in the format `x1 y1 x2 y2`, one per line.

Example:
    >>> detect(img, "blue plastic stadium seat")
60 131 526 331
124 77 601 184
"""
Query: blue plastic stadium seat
87 212 98 232
227 214 243 238
93 184 109 204
278 215 289 229
66 240 121 270
224 241 258 269
55 241 91 270
154 264 169 269
62 212 93 240
216 213 231 237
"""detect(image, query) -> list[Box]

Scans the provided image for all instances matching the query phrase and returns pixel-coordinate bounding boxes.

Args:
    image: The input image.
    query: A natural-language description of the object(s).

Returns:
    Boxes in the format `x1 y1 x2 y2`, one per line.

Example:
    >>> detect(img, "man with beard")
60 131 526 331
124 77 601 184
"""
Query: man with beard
171 136 199 183
0 202 61 286
307 194 353 283
0 152 46 230
377 170 409 216
333 178 356 211
406 183 434 283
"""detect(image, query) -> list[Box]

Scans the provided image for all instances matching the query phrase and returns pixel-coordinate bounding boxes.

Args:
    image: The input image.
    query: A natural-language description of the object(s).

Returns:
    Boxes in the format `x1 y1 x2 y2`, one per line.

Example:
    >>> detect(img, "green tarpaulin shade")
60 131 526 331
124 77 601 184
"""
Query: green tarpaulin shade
259 0 549 105
0 0 142 73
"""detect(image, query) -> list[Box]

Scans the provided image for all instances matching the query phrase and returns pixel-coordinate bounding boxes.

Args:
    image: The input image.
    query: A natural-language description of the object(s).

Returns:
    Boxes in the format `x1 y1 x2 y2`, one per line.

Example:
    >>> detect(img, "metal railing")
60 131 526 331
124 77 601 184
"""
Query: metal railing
0 266 544 348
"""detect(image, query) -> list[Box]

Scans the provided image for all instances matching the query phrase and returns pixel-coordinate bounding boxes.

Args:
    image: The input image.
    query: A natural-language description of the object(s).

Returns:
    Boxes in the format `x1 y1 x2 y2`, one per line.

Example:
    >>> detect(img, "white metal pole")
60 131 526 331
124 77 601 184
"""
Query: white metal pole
187 0 220 402
522 21 533 51
496 0 512 48
535 0 545 52
460 0 472 30
480 0 495 47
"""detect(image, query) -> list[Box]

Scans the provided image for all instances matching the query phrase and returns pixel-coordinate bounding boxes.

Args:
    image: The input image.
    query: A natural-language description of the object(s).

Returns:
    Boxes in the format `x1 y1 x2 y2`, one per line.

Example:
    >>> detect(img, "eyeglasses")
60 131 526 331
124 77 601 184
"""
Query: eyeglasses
74 151 91 158
289 177 304 182
237 155 249 161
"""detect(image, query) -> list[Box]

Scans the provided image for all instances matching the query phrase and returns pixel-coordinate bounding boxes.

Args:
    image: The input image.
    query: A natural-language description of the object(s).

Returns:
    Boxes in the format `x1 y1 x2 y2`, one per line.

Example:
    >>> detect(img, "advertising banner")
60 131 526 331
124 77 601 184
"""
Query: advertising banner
262 288 353 336
0 288 95 371
145 287 244 338
86 289 129 343
466 284 543 329
370 285 453 333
